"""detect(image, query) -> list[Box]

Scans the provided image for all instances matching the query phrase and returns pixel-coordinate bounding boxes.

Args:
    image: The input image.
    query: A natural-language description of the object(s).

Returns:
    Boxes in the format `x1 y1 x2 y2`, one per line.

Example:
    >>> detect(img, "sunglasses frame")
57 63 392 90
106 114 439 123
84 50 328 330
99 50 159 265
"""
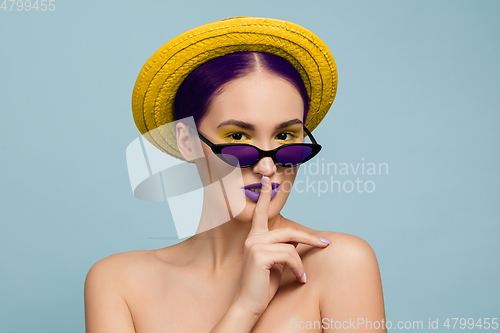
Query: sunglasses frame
192 125 322 168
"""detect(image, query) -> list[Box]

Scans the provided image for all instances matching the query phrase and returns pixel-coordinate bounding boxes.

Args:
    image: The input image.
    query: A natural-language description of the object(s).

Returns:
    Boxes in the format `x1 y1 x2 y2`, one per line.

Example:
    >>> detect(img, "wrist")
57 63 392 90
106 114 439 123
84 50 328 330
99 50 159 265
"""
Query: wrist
210 301 262 333
227 300 262 324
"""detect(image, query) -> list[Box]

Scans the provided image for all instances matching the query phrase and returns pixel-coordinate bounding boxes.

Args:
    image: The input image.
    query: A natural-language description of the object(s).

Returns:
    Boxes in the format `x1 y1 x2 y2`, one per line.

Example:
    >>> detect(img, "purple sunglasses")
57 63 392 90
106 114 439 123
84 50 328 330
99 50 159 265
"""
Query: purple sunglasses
192 126 322 168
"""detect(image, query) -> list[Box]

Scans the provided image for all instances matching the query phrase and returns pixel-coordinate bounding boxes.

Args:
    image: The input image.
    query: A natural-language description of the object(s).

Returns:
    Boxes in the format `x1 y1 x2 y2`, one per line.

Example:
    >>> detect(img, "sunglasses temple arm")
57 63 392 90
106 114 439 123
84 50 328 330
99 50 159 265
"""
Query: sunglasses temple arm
189 126 214 147
303 126 319 145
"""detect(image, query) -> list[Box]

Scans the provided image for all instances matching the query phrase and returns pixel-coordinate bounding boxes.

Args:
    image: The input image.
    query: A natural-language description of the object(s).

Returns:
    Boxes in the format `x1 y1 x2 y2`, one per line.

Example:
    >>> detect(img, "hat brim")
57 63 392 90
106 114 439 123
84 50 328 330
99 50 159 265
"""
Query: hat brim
132 17 337 160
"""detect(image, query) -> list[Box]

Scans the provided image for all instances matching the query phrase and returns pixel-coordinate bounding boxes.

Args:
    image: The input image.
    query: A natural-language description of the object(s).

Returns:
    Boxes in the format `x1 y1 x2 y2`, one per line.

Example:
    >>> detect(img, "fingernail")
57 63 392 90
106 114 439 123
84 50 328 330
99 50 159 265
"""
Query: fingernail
261 175 266 185
319 237 330 244
303 272 307 283
300 269 303 277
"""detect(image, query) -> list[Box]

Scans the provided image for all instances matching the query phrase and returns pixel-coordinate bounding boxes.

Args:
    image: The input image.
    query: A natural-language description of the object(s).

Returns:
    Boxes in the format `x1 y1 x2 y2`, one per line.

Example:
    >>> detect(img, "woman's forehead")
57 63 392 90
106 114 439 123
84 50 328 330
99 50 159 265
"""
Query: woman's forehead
202 73 304 128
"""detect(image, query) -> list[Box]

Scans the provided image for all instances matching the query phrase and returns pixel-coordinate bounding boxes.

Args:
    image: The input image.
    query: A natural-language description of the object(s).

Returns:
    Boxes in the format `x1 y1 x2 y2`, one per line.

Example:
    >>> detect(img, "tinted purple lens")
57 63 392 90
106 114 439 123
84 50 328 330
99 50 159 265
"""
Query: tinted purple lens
220 146 259 167
276 146 313 166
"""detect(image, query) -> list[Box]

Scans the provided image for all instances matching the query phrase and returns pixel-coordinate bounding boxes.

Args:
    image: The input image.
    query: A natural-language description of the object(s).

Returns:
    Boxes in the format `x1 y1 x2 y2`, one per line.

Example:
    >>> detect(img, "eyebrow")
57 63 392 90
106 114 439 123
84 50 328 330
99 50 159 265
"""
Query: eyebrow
276 119 303 129
216 118 303 130
217 119 254 130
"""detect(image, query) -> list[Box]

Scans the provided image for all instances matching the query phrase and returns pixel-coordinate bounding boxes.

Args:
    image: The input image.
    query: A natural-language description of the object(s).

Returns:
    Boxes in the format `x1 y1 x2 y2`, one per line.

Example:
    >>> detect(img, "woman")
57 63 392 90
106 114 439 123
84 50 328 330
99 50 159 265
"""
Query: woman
85 17 386 332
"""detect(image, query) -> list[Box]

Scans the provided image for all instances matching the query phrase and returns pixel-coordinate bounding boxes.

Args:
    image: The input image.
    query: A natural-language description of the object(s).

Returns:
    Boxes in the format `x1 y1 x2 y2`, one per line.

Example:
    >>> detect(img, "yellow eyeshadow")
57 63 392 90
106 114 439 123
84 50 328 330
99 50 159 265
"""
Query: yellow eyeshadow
275 129 301 143
214 126 302 144
216 129 252 143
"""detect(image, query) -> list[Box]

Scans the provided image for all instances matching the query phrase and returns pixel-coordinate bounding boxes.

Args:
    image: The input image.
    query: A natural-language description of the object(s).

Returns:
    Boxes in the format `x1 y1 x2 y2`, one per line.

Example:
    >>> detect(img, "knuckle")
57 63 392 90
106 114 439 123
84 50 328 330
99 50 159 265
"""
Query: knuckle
244 238 255 249
248 242 263 255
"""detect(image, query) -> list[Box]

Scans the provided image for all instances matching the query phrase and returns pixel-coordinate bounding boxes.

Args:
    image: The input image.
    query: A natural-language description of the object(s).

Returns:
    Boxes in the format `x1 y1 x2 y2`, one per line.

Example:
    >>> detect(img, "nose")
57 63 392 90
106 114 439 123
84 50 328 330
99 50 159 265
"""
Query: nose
252 156 277 177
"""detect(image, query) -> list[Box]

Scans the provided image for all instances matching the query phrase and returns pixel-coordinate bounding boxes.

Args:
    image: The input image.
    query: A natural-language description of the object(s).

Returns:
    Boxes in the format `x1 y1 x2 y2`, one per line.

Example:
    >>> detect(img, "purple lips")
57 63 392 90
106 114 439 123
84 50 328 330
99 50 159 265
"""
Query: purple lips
242 182 280 202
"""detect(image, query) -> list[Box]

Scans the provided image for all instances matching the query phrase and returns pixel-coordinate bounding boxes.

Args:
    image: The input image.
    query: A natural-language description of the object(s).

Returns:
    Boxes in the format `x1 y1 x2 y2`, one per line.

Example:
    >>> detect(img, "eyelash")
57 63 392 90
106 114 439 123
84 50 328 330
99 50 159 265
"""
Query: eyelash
224 131 298 143
276 132 298 142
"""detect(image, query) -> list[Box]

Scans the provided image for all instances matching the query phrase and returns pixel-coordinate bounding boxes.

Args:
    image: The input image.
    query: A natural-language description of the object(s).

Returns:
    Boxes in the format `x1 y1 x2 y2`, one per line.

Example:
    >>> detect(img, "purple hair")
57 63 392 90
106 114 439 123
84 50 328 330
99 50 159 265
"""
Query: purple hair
173 52 309 126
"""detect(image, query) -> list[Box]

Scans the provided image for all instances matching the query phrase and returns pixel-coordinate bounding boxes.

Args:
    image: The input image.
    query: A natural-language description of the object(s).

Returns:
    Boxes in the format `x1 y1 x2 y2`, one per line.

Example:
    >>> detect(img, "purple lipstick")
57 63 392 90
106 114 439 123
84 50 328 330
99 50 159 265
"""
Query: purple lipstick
242 182 280 202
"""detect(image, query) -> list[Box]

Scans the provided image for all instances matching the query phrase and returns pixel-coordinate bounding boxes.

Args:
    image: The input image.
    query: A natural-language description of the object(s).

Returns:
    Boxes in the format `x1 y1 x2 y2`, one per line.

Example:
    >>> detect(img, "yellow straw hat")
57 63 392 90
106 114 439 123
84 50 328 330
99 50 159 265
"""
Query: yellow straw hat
132 16 337 160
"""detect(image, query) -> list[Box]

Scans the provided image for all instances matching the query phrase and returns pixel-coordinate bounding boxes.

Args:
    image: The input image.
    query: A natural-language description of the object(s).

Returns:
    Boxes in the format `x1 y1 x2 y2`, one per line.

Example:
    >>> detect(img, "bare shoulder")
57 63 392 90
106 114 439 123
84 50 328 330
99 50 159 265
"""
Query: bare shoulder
316 231 377 262
84 250 155 332
85 249 163 301
275 218 380 275
85 243 190 294
299 230 385 318
86 250 153 283
302 230 380 277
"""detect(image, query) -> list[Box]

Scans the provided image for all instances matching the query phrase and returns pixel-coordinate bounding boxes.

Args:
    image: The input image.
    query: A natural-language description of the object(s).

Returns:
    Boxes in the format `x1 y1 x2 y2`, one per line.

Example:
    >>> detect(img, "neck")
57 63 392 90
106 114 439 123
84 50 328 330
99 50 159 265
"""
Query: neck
176 173 288 272
185 212 286 271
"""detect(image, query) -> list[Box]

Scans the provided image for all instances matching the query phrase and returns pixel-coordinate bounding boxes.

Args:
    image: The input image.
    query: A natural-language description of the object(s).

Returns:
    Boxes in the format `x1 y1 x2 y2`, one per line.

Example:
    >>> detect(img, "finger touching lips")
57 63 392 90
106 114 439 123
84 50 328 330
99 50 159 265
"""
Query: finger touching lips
242 180 280 201
250 176 272 233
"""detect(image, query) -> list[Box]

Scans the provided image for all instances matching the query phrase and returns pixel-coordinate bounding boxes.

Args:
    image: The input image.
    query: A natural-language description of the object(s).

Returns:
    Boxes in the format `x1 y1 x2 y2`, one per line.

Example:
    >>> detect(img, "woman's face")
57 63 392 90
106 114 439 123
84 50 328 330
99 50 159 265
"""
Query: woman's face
196 71 305 223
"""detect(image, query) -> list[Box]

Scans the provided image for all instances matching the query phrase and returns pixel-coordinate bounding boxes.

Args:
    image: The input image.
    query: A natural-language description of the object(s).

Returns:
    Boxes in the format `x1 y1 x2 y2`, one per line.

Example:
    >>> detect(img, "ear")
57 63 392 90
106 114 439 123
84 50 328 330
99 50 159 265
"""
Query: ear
176 122 199 162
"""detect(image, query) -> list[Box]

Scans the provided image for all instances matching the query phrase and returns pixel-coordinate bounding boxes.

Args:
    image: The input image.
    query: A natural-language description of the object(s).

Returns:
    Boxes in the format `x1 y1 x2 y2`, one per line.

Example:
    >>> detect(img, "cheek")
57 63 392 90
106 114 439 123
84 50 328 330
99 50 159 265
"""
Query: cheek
276 166 299 190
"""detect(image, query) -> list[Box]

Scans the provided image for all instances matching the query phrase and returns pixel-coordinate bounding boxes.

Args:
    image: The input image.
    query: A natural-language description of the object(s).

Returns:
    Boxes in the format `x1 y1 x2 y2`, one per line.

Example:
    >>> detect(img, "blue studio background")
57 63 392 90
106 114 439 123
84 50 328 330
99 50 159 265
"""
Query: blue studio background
1 0 499 331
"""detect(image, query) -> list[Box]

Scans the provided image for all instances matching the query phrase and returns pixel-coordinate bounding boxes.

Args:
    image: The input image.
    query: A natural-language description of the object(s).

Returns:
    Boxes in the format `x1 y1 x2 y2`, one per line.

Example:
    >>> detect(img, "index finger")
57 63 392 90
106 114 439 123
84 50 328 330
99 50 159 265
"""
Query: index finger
249 175 272 235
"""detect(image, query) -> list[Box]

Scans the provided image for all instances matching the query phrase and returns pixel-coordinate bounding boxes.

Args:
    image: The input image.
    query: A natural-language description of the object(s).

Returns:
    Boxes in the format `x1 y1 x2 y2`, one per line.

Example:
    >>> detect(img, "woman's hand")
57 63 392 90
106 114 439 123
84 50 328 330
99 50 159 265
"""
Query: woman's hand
210 175 330 332
230 175 331 317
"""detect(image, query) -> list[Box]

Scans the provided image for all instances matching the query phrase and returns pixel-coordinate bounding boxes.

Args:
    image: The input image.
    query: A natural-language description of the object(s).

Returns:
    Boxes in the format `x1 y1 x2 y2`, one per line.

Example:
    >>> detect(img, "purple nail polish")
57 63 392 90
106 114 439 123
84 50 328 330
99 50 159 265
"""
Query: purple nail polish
303 272 307 283
319 237 330 244
300 269 303 277
261 175 266 185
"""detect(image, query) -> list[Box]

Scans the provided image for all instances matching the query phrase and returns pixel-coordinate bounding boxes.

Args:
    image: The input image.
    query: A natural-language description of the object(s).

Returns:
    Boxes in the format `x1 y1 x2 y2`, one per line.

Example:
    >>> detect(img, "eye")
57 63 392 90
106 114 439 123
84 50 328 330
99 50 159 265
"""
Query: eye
276 132 297 142
225 132 250 142
230 133 244 140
